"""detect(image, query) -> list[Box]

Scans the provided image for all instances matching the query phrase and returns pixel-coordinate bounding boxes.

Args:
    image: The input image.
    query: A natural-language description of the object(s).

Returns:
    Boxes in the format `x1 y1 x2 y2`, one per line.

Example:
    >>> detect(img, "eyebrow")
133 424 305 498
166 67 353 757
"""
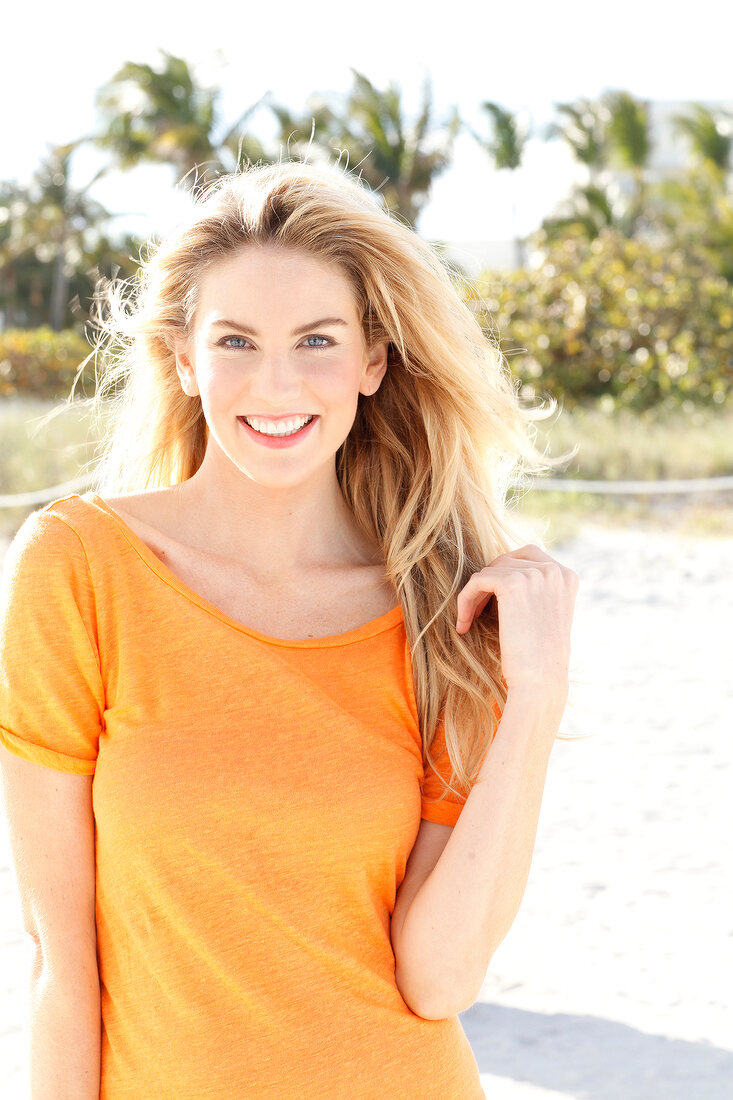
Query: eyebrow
209 317 349 337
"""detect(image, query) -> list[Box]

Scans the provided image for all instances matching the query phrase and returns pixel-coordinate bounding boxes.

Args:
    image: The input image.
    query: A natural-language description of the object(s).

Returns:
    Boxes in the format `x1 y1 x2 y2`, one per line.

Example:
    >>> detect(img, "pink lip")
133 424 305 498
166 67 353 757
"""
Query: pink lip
237 414 318 449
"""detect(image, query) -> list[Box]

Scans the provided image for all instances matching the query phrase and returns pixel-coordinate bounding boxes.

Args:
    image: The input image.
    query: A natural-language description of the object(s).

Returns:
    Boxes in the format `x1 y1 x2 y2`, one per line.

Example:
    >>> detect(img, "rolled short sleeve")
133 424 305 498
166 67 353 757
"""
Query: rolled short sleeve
420 699 502 826
0 509 104 773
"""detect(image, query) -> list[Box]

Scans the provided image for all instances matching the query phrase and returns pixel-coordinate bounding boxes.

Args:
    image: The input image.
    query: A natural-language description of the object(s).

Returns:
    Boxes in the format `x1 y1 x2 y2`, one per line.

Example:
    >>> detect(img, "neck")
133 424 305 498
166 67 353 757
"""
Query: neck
171 449 381 586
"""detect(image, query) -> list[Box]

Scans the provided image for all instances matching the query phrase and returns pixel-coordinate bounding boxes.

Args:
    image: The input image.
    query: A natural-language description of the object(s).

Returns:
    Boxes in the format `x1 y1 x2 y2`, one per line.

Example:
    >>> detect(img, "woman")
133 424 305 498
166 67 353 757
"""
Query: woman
0 159 578 1097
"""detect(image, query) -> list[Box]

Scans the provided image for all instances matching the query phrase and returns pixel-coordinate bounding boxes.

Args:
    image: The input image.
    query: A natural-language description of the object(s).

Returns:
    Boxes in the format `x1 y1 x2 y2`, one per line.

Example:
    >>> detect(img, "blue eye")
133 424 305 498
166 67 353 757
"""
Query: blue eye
217 334 333 350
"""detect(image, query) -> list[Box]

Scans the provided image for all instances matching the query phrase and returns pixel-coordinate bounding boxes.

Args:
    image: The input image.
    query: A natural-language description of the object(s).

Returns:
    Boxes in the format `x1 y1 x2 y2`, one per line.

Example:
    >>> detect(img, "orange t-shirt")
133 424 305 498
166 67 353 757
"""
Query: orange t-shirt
0 492 487 1098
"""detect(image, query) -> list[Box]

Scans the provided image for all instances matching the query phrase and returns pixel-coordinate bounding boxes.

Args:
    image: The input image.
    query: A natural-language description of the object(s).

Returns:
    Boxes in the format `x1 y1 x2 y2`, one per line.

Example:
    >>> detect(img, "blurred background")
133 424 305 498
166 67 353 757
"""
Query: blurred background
1 2 732 1097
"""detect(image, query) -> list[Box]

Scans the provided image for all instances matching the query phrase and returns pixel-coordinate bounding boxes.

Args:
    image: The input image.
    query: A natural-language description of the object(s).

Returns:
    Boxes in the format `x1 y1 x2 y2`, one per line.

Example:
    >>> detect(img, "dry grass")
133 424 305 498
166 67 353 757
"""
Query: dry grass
533 404 733 481
0 397 101 537
512 489 733 547
514 404 733 545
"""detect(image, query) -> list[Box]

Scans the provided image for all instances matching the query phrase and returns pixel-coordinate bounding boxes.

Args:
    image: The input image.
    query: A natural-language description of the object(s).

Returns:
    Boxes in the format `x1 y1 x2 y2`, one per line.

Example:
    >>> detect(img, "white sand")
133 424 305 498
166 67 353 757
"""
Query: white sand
1 524 732 1098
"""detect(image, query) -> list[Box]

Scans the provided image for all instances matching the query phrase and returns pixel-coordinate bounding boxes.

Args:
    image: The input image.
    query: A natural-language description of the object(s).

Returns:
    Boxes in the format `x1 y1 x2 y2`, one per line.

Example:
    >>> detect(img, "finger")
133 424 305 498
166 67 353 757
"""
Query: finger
456 573 501 631
459 561 542 605
492 543 554 565
456 561 549 632
456 591 495 631
473 592 495 618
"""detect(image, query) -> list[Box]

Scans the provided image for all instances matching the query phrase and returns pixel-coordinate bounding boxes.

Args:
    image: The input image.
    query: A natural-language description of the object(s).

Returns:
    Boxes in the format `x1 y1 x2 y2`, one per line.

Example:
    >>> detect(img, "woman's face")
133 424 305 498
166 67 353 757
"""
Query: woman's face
175 244 388 490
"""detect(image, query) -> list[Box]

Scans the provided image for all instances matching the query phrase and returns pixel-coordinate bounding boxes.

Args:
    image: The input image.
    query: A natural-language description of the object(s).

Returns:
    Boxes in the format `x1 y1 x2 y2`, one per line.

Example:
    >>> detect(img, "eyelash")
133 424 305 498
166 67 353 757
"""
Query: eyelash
217 334 334 351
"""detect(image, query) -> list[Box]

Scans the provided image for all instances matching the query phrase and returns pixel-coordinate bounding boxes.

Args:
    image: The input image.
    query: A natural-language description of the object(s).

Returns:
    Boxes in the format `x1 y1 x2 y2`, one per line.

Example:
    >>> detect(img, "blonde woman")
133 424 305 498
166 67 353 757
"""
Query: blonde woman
0 160 578 1098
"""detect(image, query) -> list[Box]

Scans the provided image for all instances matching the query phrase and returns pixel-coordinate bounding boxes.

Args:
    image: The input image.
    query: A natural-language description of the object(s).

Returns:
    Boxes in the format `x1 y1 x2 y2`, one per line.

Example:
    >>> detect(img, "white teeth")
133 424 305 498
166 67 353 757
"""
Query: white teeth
243 415 313 437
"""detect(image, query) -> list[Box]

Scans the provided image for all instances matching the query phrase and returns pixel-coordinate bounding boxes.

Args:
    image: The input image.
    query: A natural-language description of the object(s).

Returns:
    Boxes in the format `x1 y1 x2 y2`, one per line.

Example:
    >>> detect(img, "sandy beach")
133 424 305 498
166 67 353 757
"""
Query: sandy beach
1 522 731 1098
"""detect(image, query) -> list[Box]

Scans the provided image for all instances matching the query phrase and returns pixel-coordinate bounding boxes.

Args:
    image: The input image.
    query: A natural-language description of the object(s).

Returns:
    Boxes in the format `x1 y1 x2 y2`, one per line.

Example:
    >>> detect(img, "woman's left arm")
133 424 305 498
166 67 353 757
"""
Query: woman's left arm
392 545 579 1020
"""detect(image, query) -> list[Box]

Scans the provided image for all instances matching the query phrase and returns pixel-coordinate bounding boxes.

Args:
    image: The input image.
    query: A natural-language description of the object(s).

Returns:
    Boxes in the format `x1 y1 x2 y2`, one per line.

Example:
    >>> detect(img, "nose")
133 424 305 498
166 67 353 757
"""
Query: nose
246 352 303 409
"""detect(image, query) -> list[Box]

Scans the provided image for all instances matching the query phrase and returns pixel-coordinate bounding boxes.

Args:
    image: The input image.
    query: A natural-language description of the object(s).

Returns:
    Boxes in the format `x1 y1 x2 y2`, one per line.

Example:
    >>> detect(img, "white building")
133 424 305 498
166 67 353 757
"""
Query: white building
644 98 733 177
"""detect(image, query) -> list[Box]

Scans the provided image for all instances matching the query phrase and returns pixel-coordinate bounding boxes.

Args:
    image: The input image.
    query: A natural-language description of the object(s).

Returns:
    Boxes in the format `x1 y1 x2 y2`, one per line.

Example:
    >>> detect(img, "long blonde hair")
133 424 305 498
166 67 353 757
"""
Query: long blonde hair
85 158 550 802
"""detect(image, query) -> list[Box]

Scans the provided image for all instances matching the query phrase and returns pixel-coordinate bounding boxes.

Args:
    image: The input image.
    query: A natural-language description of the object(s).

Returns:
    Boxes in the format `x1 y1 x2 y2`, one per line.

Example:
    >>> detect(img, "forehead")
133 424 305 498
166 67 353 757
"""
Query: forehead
195 246 359 320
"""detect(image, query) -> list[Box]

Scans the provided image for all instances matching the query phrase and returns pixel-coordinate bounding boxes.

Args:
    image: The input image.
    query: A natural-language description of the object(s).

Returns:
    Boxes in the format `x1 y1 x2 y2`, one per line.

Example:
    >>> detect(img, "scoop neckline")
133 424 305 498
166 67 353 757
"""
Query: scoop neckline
80 492 404 649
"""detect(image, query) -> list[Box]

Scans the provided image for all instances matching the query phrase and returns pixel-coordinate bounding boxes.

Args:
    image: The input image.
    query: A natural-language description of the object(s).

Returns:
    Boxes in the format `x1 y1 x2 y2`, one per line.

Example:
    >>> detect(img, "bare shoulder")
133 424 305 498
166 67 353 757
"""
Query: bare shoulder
97 487 187 544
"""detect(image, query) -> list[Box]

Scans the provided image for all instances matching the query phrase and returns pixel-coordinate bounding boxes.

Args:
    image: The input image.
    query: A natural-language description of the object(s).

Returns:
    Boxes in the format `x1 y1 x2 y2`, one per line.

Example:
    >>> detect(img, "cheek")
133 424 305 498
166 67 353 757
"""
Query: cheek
197 358 241 396
309 356 364 400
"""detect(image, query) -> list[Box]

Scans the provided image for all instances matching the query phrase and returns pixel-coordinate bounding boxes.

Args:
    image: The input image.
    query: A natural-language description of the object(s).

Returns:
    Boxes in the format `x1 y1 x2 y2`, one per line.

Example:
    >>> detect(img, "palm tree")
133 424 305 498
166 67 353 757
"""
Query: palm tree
602 91 651 234
0 179 36 328
270 70 460 229
542 98 616 242
547 99 608 184
604 91 651 169
471 102 529 267
542 184 617 243
672 104 732 175
0 145 138 331
94 50 270 196
39 143 113 331
546 93 652 240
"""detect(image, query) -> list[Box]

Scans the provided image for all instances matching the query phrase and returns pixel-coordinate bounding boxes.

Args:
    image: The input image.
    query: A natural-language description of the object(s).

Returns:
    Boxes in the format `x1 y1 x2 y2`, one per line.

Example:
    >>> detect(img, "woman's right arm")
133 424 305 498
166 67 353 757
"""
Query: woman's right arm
0 749 100 1099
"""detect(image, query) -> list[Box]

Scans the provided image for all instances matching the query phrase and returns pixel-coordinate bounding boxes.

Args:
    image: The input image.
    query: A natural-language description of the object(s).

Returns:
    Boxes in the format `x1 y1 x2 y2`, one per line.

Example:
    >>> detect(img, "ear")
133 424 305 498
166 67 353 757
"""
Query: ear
174 337 199 398
359 339 389 397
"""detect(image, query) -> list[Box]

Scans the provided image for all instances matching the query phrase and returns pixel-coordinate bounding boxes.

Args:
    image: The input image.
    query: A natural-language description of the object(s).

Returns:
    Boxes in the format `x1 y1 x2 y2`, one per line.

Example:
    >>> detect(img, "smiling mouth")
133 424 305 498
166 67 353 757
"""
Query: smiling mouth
239 414 316 437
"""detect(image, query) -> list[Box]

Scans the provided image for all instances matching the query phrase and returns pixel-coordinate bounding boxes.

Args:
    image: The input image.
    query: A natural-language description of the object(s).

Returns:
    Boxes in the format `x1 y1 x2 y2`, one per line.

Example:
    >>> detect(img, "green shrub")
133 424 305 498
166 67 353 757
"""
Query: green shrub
467 227 733 411
0 328 94 399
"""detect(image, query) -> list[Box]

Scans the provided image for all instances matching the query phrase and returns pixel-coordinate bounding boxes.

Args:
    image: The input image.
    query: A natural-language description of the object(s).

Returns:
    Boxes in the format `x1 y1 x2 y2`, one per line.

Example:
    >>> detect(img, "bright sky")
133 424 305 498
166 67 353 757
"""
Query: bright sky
3 0 732 244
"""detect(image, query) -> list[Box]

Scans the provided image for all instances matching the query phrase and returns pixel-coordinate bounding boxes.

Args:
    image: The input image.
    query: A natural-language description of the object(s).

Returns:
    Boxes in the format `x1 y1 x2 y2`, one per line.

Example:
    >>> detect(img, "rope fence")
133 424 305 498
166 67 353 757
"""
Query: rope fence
523 474 733 495
2 473 733 509
0 475 95 509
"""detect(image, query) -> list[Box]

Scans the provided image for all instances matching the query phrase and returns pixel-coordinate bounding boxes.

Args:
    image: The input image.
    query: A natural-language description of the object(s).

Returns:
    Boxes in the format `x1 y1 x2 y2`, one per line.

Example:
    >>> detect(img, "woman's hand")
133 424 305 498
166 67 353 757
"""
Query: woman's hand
455 544 579 703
